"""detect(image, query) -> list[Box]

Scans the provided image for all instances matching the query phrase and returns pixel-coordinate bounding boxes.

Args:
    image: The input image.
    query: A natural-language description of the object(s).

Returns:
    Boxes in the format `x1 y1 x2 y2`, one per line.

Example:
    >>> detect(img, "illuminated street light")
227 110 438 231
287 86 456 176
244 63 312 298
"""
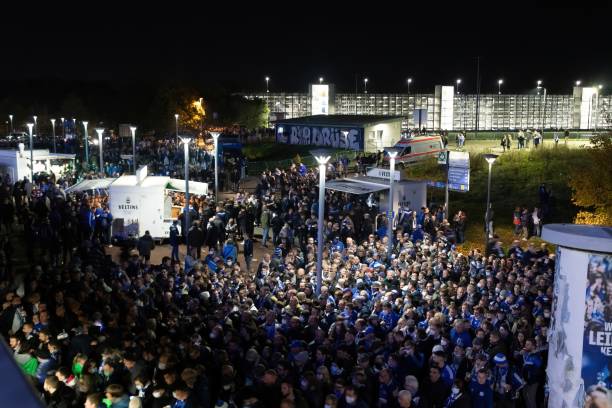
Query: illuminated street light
576 80 581 86
385 147 401 256
536 81 547 133
26 123 34 181
130 126 137 173
8 114 13 133
210 131 221 200
364 77 369 94
456 79 462 94
483 153 498 250
174 113 179 145
311 149 331 296
82 121 89 166
319 77 324 84
179 136 192 251
498 79 503 95
96 128 104 175
50 118 56 153
265 76 270 93
407 78 412 95
60 117 65 141
33 115 38 138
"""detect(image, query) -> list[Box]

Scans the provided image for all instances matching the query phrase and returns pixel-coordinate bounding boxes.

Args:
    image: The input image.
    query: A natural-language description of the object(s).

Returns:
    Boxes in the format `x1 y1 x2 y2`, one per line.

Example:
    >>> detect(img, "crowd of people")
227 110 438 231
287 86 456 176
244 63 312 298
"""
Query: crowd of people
0 155 555 408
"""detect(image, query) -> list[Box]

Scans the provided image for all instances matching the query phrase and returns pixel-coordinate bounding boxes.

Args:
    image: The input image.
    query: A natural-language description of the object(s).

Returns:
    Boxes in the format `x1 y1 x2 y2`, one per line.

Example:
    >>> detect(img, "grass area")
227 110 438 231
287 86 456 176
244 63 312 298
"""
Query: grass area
242 143 315 161
415 145 591 251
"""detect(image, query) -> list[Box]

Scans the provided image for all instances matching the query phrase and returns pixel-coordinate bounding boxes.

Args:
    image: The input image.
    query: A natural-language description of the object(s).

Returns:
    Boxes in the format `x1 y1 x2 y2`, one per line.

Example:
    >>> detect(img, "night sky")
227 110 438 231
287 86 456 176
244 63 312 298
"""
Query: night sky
2 7 610 95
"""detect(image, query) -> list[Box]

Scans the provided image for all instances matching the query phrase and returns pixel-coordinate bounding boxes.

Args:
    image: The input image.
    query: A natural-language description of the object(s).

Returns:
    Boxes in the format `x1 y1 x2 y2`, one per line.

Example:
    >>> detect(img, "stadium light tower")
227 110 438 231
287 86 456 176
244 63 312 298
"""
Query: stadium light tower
311 149 331 296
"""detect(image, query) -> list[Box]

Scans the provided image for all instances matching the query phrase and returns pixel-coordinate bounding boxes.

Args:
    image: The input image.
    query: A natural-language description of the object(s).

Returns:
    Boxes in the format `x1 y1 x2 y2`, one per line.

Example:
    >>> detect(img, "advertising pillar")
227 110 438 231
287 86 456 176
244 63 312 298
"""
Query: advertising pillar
542 224 612 408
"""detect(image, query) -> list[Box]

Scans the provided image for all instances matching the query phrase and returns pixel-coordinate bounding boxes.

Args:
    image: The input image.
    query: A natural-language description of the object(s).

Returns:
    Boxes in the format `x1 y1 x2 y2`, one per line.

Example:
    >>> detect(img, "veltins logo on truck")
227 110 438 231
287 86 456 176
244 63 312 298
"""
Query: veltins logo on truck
118 197 138 210
276 125 363 150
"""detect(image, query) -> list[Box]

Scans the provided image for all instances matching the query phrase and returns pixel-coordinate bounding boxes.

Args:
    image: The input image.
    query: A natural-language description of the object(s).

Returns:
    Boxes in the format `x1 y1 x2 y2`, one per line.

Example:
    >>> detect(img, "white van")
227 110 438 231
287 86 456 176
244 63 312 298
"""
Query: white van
385 135 445 167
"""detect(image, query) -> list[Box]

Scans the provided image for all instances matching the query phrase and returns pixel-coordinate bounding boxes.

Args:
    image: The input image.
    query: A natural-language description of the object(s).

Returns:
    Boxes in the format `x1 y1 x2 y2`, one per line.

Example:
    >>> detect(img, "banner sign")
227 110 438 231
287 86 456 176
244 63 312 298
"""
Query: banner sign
583 253 612 393
276 125 364 150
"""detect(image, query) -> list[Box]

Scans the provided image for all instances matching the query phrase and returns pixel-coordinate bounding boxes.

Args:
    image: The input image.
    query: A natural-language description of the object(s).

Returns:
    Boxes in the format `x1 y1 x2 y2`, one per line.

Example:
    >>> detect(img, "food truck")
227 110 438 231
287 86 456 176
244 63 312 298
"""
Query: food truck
66 165 208 239
0 144 75 182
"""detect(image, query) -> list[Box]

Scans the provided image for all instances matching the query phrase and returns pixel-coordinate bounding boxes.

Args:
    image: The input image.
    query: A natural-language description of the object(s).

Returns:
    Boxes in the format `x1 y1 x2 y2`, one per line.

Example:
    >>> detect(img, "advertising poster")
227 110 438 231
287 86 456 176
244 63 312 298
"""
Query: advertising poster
583 253 612 406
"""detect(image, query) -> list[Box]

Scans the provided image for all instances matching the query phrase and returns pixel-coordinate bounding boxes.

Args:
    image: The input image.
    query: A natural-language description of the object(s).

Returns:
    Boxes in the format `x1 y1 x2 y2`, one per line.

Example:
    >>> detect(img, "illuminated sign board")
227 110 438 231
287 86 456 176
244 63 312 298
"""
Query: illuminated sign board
311 84 330 115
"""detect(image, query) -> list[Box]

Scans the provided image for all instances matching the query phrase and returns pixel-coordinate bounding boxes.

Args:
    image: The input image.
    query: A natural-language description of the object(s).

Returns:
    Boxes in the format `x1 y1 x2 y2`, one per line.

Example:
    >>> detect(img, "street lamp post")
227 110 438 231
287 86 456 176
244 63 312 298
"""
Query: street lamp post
537 80 547 134
595 85 603 130
385 148 401 257
179 137 192 251
311 149 331 296
265 76 270 93
456 79 462 94
8 114 13 133
210 131 220 200
575 80 581 87
174 114 179 145
50 119 56 153
483 154 498 251
130 126 137 174
33 115 38 138
498 79 503 95
82 121 89 169
27 123 34 181
96 129 104 176
364 78 368 94
407 78 412 95
60 117 65 143
319 77 324 84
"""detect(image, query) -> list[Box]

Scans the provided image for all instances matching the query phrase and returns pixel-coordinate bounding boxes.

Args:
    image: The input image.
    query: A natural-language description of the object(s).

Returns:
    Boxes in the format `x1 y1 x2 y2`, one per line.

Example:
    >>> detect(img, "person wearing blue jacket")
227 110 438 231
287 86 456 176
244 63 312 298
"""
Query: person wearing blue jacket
243 234 254 273
169 220 180 262
222 239 238 263
520 339 543 408
469 369 494 408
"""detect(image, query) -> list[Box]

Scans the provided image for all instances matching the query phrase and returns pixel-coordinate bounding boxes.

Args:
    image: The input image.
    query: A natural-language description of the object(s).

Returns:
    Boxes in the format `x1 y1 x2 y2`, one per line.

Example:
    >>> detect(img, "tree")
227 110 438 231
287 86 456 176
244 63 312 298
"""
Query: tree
147 84 204 135
568 134 612 224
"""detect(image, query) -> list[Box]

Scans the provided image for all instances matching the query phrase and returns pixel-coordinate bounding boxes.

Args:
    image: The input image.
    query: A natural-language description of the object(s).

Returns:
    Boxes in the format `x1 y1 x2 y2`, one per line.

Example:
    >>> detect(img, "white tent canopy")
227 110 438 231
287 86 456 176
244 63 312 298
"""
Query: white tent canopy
65 178 115 193
325 179 388 195
167 178 209 196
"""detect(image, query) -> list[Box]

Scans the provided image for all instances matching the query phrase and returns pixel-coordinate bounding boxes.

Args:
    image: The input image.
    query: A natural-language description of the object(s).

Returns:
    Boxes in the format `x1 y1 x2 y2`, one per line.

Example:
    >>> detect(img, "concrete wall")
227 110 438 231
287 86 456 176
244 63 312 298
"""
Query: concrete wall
364 120 402 153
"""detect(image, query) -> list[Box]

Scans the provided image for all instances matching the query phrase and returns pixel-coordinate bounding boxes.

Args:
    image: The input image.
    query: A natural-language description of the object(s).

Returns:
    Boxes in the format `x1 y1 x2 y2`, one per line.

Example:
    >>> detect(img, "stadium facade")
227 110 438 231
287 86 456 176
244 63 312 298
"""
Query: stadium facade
243 84 611 131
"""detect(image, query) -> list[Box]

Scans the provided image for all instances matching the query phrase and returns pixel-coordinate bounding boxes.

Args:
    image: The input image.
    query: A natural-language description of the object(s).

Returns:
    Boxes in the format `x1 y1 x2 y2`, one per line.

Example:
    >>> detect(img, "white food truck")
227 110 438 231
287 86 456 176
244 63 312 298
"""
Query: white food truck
66 165 208 239
0 145 75 182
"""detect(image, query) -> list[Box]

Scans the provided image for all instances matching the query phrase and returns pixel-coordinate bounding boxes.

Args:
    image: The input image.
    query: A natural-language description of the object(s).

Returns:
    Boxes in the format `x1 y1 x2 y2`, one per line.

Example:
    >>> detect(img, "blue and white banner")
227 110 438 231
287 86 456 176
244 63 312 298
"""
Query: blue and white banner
276 125 364 150
583 254 612 396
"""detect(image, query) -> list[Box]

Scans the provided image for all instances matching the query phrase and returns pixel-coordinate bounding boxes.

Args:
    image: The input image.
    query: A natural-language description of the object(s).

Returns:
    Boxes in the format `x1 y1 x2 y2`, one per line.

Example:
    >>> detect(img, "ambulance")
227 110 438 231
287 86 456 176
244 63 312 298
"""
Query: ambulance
385 135 445 167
